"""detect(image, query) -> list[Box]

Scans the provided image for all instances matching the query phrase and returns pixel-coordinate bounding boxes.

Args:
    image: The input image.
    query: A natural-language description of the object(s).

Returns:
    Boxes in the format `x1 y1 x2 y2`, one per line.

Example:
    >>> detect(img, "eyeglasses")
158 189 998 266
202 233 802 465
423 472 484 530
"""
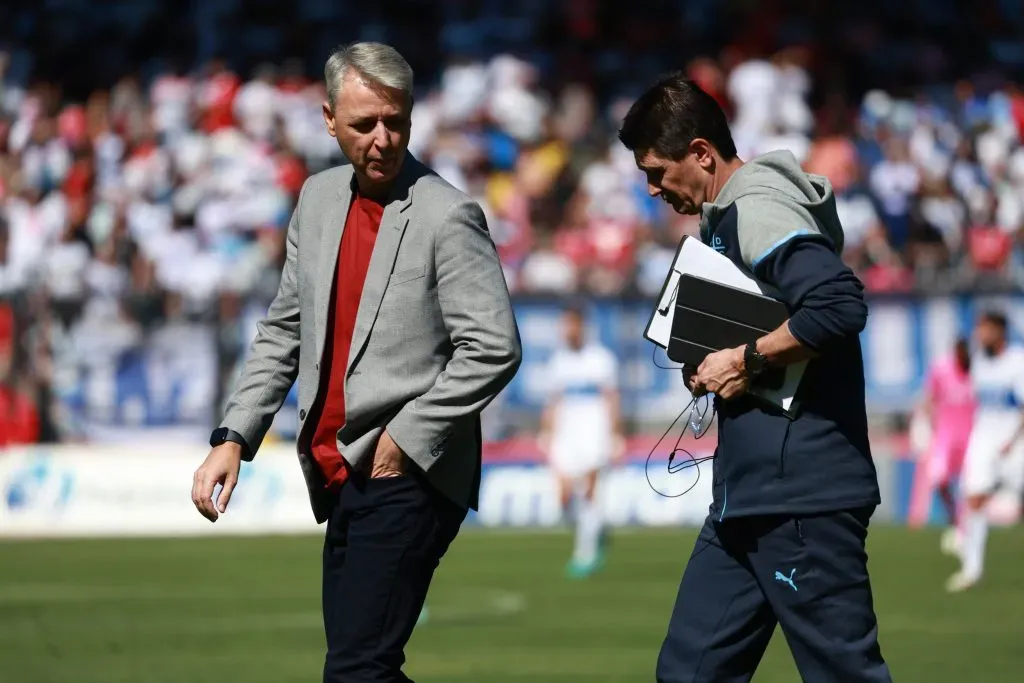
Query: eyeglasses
688 394 715 439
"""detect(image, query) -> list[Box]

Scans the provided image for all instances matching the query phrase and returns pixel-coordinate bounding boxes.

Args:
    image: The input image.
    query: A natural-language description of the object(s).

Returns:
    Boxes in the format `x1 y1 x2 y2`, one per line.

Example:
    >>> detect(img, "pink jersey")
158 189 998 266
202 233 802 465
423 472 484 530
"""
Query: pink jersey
909 356 976 526
926 356 975 439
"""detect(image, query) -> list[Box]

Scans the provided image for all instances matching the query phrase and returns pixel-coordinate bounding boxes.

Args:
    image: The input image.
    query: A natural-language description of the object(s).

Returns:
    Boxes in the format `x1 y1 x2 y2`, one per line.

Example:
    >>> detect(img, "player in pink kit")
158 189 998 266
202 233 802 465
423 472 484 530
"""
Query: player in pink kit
910 339 975 553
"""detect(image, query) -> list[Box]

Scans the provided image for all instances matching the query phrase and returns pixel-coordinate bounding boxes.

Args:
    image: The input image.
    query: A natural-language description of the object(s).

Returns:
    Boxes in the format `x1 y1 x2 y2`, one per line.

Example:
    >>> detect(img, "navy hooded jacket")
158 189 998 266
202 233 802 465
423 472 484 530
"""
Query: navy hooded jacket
698 150 881 519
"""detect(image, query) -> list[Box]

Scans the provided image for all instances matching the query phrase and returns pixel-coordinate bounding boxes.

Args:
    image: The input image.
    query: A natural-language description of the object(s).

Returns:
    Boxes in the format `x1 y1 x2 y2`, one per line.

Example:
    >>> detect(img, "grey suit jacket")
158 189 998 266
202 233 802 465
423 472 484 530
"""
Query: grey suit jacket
219 155 522 522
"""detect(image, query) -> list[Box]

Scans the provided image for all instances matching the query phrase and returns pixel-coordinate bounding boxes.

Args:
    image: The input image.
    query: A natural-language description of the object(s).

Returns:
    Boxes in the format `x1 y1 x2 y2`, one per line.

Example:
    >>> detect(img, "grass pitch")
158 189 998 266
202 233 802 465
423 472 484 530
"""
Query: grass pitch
2 526 1023 682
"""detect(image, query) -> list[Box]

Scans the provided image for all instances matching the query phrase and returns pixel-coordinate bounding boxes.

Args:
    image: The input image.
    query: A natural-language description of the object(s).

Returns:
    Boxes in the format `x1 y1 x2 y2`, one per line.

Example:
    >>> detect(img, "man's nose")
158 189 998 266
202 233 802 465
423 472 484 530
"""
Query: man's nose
373 121 392 149
647 182 661 197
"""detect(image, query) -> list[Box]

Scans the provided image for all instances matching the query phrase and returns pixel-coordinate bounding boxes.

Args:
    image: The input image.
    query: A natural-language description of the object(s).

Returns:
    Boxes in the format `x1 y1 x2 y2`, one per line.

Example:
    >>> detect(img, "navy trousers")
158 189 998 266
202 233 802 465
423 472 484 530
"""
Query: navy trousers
657 507 892 683
322 471 466 683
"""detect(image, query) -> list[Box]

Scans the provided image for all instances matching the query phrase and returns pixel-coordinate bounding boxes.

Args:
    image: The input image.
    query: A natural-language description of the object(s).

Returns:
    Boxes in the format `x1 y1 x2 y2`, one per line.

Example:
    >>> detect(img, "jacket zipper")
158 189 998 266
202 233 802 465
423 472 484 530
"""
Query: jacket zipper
778 421 792 478
714 408 726 520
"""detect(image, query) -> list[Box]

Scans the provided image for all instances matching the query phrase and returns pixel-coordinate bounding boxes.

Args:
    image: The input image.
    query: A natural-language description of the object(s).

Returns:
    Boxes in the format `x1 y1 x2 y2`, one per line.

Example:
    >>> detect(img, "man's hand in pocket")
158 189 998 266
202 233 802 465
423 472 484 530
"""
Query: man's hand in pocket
371 430 408 478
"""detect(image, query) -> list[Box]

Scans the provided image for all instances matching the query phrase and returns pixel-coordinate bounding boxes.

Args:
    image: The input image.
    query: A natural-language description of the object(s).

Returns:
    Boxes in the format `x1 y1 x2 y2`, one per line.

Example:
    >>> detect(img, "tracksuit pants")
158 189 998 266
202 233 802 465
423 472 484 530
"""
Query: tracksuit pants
656 507 892 683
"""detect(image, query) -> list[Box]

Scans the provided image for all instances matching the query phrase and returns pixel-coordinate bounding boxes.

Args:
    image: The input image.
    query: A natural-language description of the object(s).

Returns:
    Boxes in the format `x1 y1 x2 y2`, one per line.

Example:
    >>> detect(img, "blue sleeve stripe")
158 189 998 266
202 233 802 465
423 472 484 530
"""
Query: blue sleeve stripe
751 228 815 268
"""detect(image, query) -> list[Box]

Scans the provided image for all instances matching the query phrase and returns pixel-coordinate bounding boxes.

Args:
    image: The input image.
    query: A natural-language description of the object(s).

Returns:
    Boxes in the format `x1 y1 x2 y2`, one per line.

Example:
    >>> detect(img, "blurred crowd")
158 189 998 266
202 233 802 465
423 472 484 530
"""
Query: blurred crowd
2 0 1024 444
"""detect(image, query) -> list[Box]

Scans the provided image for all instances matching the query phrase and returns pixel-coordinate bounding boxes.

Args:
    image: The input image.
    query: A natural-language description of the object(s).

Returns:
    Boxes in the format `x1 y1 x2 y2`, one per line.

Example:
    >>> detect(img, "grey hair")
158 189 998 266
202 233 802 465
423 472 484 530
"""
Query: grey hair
324 42 414 107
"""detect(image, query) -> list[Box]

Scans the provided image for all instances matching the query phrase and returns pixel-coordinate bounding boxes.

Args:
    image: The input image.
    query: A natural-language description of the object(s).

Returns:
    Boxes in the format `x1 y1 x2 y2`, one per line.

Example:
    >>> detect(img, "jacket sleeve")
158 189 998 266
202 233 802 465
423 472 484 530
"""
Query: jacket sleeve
218 181 307 458
386 198 522 471
738 198 868 353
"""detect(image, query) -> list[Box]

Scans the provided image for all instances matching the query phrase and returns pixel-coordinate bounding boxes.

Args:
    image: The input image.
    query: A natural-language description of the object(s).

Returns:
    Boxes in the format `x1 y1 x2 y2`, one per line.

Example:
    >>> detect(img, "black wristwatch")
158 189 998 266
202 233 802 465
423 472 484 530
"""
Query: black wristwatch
210 427 253 460
744 342 769 379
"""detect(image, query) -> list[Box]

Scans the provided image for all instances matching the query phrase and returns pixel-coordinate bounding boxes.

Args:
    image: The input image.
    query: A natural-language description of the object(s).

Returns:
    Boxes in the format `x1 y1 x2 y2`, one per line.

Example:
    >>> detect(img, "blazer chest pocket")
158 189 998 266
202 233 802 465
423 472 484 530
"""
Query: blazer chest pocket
389 265 426 285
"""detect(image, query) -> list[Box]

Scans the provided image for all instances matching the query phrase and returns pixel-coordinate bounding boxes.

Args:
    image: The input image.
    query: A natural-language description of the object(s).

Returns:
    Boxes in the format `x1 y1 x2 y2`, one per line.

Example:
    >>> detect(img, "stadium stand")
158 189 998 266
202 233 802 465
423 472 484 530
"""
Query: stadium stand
1 0 1023 444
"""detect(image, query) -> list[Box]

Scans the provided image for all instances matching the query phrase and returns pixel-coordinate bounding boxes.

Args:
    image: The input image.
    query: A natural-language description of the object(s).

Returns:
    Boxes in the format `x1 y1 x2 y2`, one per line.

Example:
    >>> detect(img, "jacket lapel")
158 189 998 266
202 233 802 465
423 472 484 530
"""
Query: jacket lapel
314 168 354 365
345 161 417 376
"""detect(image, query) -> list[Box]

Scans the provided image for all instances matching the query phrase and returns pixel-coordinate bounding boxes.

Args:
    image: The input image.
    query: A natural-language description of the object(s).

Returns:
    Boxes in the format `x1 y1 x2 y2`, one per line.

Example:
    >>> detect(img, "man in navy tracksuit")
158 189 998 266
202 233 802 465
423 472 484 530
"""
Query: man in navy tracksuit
619 74 892 682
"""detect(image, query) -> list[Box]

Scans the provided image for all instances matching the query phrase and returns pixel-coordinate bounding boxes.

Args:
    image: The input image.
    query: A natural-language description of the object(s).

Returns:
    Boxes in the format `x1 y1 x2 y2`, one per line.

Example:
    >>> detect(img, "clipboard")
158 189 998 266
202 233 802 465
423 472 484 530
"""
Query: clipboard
668 274 789 390
644 236 769 349
643 236 807 416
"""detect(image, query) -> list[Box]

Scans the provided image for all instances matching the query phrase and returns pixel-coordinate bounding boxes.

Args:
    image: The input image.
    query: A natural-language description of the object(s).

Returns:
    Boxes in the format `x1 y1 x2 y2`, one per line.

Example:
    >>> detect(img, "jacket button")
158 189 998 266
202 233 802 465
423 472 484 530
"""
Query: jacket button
299 409 307 420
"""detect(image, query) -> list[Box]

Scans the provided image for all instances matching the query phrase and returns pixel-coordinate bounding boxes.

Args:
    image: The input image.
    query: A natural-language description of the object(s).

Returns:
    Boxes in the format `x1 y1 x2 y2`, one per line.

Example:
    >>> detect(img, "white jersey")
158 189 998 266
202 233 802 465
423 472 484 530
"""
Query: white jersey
971 346 1024 437
962 345 1024 496
544 343 618 476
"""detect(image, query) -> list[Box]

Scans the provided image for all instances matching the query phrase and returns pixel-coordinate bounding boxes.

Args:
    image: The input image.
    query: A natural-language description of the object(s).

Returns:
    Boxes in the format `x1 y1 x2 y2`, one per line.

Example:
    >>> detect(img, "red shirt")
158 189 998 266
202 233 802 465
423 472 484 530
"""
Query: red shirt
310 192 384 489
0 386 39 446
968 226 1013 271
200 72 240 133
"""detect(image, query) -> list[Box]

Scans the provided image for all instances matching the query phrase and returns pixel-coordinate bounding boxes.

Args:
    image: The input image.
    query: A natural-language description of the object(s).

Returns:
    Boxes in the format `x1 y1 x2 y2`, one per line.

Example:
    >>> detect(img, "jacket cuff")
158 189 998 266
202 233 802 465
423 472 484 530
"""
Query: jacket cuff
386 412 452 473
786 313 824 354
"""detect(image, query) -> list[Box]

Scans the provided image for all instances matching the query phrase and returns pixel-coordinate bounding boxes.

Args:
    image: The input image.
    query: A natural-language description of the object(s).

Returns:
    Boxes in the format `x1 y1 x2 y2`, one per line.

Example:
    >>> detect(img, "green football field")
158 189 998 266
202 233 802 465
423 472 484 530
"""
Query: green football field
2 526 1022 683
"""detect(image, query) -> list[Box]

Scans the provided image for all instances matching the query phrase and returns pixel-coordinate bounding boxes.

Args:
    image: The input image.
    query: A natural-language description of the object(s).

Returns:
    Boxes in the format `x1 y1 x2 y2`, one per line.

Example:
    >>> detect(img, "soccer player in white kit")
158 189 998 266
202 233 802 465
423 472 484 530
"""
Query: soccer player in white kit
539 305 624 578
947 311 1024 593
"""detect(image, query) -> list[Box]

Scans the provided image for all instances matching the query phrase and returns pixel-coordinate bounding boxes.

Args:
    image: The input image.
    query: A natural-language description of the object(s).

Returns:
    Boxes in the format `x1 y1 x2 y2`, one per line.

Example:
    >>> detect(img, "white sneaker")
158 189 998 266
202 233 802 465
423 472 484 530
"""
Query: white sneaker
940 527 963 557
945 570 980 593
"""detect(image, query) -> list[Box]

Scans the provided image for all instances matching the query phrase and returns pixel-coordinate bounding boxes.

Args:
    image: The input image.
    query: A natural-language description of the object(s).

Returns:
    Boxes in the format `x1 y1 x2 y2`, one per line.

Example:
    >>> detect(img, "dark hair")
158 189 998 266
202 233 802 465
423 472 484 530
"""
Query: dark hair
563 301 586 319
980 310 1008 331
618 72 737 161
954 337 971 373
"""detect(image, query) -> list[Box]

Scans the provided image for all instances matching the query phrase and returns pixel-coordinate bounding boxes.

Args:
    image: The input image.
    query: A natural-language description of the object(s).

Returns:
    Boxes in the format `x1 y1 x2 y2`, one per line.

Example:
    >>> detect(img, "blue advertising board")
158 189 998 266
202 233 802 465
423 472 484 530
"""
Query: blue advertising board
505 294 1024 417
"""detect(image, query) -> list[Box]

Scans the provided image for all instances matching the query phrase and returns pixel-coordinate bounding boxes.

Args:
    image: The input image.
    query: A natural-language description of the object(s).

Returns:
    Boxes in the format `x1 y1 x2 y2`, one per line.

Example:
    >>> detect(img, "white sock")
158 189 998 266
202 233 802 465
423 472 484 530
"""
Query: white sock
961 509 989 580
573 496 603 565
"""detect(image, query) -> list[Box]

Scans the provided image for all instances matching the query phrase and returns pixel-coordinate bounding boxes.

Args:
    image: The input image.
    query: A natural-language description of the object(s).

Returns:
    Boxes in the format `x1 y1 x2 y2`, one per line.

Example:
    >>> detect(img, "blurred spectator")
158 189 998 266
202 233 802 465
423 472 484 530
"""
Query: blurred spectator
870 139 921 251
0 379 39 446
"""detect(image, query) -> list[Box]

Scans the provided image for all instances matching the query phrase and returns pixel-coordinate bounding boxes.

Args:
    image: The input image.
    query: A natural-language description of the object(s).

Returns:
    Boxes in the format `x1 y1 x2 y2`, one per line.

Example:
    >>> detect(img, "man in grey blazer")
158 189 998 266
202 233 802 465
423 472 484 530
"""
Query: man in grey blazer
190 42 522 682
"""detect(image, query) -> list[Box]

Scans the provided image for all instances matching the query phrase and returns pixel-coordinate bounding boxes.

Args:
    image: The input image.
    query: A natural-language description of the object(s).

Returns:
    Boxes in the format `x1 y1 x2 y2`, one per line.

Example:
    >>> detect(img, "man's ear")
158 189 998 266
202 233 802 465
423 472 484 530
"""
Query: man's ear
322 101 337 138
691 138 715 170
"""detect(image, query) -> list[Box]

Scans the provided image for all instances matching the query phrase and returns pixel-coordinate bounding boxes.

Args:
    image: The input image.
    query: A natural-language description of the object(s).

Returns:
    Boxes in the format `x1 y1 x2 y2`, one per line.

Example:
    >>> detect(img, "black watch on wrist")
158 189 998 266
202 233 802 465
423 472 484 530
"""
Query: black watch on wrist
210 427 252 459
744 342 769 379
210 427 231 447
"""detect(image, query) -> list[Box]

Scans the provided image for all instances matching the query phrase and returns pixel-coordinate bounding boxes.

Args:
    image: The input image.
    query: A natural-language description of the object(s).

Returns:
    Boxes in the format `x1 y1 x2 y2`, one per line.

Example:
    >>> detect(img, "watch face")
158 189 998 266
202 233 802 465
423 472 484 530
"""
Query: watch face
746 346 765 374
210 428 228 446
